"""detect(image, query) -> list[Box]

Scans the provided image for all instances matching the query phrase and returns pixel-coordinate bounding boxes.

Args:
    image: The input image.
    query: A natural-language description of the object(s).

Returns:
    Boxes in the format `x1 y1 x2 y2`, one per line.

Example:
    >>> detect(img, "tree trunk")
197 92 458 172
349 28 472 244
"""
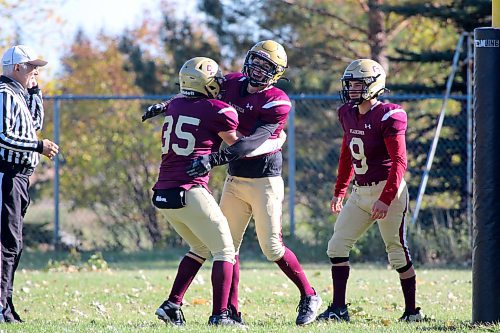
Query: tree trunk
368 0 389 72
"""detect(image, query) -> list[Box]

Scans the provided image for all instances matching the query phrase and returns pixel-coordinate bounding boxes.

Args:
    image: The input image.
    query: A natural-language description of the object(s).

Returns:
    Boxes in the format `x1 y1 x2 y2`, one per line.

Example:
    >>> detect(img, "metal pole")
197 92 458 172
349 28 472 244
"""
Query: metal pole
288 101 296 237
53 99 60 248
466 32 474 248
411 32 465 224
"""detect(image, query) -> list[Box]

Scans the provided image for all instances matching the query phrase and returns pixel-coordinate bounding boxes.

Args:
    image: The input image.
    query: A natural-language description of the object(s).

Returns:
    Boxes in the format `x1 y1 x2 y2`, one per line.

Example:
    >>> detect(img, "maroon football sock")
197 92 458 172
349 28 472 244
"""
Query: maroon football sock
400 275 416 312
228 255 240 312
167 254 203 305
212 260 234 315
331 265 350 308
275 247 315 297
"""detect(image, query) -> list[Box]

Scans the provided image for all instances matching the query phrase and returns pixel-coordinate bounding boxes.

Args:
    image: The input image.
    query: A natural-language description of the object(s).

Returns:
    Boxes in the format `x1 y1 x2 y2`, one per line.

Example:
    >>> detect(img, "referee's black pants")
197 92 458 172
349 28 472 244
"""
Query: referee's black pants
0 171 29 322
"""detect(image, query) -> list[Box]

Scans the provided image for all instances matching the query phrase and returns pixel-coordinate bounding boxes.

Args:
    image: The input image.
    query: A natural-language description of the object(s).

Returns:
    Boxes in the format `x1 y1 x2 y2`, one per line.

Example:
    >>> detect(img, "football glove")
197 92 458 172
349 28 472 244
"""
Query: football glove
142 100 170 122
186 155 214 177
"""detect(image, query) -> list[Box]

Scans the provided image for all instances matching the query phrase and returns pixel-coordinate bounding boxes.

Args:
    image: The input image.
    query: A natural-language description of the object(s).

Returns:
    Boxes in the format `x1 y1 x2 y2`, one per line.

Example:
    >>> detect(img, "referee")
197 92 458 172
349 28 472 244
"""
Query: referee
0 45 59 323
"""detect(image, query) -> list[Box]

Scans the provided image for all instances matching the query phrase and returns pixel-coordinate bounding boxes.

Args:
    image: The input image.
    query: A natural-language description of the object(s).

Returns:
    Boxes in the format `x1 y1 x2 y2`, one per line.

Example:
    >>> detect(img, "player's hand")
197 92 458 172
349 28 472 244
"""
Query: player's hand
142 102 167 122
371 199 389 220
330 196 344 214
41 139 59 159
187 155 213 177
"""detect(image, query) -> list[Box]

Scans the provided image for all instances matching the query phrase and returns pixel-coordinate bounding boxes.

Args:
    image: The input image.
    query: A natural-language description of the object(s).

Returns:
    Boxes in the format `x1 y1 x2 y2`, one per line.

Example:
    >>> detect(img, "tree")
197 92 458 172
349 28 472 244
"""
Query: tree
119 12 221 95
382 1 489 230
57 32 167 249
1 0 65 49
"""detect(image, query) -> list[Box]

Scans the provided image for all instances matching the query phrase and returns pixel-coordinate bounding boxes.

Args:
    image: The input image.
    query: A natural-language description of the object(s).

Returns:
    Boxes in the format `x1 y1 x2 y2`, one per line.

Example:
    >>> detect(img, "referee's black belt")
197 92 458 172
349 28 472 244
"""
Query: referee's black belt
0 160 35 176
354 180 381 187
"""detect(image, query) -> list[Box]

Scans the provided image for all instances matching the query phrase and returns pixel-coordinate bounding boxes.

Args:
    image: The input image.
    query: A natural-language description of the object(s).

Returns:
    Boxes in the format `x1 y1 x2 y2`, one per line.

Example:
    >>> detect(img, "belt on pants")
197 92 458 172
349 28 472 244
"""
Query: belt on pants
0 160 35 176
354 180 381 187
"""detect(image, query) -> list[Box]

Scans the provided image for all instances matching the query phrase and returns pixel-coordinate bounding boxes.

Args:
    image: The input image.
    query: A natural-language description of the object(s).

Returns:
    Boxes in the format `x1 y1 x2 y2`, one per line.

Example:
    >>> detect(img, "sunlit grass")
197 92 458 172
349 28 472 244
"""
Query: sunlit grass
2 252 496 332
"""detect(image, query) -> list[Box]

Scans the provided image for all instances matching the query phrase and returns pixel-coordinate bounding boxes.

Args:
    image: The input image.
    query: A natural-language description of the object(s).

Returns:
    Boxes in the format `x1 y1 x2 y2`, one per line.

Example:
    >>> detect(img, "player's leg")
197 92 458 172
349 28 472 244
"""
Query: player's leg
155 209 209 326
319 188 374 322
250 176 321 325
377 181 422 321
219 175 252 322
179 187 239 325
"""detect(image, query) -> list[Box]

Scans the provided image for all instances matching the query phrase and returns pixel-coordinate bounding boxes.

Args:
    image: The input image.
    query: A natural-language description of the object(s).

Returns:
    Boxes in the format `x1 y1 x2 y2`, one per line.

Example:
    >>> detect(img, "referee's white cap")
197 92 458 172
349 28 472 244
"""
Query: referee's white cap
2 45 48 67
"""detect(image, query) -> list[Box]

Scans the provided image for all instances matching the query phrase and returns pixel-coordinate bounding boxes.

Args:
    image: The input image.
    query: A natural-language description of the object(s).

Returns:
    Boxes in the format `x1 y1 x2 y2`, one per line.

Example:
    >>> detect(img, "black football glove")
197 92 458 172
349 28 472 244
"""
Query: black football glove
187 155 214 177
142 100 170 122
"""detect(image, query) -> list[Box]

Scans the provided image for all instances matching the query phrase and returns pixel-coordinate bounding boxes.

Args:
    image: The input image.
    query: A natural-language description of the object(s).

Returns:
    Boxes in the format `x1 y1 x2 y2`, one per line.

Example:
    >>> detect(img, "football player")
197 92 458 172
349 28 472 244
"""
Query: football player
187 40 322 326
152 56 246 327
316 59 423 323
151 56 285 327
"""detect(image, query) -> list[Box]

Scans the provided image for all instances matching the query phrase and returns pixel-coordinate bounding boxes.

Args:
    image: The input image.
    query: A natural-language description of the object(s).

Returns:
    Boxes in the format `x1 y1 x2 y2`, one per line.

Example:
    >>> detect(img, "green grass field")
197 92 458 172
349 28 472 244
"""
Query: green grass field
2 251 496 332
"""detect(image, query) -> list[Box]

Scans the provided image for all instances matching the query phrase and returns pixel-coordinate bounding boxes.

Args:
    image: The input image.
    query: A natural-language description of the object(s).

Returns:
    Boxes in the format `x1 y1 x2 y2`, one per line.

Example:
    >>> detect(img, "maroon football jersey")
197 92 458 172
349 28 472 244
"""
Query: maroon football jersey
338 101 407 184
153 97 238 190
220 72 291 138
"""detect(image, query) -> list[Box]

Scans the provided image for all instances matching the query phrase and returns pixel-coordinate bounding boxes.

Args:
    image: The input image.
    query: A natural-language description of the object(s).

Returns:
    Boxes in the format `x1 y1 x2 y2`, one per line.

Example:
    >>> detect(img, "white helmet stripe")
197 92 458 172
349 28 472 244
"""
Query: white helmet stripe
381 108 405 121
262 100 292 109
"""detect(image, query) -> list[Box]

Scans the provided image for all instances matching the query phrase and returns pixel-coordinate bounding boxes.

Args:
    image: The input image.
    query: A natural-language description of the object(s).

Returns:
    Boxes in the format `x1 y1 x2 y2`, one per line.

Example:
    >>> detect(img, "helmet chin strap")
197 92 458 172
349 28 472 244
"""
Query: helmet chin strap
248 79 268 88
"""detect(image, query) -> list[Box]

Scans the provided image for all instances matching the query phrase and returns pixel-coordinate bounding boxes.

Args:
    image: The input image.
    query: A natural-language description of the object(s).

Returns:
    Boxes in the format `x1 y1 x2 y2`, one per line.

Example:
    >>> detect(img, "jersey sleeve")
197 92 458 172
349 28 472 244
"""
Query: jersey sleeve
210 100 239 133
259 95 291 131
381 107 407 137
379 134 407 205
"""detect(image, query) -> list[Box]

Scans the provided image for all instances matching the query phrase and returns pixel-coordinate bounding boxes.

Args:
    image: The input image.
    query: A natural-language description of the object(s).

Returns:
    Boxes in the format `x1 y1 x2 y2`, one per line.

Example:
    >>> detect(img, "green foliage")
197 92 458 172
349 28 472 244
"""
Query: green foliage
56 33 173 249
46 249 109 272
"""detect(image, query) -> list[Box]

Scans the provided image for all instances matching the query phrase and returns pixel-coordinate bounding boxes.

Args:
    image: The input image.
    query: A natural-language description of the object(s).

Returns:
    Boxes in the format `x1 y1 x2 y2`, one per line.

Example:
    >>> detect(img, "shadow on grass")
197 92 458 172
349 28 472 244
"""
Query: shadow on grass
415 319 500 332
18 235 472 272
19 248 190 271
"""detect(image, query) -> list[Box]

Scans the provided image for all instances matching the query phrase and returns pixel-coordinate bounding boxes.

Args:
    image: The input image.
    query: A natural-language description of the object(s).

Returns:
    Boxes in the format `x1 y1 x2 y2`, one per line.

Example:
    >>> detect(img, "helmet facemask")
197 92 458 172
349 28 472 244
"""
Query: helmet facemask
243 52 285 87
339 58 387 105
242 40 287 88
340 75 383 105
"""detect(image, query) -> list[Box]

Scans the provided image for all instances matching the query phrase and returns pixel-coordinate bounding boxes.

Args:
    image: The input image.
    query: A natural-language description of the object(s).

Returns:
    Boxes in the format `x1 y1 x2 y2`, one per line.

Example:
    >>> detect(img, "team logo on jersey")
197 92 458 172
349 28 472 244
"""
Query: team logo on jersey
245 103 254 110
350 129 365 135
365 124 371 129
228 101 246 114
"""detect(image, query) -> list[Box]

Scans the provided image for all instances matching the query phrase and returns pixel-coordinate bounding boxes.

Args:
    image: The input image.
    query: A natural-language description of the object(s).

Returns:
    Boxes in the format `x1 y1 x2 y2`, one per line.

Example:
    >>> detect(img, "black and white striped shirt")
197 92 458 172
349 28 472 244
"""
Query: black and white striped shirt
0 75 44 168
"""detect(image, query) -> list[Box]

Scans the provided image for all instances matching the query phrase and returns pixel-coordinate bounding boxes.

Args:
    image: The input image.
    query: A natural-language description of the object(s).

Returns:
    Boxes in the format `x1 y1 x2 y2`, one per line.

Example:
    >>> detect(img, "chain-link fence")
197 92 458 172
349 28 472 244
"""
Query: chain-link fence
284 95 471 252
35 94 471 257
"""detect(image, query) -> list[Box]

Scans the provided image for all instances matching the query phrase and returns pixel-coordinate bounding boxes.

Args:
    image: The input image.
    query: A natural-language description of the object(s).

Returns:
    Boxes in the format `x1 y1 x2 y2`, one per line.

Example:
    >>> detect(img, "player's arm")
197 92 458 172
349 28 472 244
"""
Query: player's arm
379 134 407 205
331 135 354 213
370 135 407 220
245 130 286 157
186 121 279 177
142 94 182 122
212 121 279 163
218 130 240 145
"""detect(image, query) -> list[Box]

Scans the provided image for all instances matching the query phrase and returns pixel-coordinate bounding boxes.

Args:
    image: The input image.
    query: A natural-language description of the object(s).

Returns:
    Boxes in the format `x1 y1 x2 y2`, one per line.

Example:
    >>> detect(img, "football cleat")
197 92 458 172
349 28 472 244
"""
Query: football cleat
208 309 245 327
295 291 322 325
399 307 423 322
155 300 186 326
316 303 350 322
228 304 245 325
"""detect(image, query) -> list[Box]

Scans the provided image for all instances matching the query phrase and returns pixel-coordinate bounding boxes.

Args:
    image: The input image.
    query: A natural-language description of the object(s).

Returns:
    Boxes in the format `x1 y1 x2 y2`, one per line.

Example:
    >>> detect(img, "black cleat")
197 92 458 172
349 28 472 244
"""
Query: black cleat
399 307 423 322
155 300 185 326
208 309 245 327
295 291 322 325
316 303 350 322
228 304 245 325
